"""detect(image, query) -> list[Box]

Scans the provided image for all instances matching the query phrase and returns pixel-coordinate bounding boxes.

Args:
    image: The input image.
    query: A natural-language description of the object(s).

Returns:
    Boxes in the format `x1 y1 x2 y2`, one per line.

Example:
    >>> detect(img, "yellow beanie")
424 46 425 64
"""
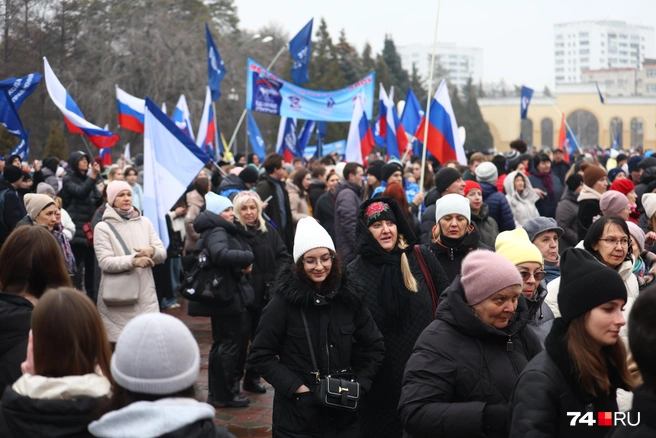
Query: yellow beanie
494 228 544 269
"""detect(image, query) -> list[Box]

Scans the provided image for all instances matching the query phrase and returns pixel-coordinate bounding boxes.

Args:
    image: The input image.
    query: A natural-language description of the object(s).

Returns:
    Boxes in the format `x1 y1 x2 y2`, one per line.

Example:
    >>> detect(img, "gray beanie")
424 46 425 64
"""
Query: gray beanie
111 313 200 395
475 162 498 184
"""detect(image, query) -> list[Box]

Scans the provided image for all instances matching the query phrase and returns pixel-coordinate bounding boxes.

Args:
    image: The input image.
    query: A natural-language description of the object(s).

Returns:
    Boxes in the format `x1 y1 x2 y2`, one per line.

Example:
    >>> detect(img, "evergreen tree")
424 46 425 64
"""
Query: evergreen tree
449 85 466 125
335 29 363 84
462 78 494 152
409 63 427 106
381 35 409 101
0 126 19 157
361 42 376 74
44 122 67 159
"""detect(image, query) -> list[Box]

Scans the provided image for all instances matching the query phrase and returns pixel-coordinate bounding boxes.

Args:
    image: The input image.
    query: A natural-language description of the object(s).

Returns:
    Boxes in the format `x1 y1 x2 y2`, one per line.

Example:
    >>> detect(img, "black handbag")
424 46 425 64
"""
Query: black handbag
300 310 360 411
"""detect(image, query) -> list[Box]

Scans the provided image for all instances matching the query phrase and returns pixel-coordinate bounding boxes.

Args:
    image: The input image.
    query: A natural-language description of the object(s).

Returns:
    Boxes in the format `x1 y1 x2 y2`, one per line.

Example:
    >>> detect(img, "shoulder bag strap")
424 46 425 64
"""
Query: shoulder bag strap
413 245 438 318
103 221 131 256
301 309 321 383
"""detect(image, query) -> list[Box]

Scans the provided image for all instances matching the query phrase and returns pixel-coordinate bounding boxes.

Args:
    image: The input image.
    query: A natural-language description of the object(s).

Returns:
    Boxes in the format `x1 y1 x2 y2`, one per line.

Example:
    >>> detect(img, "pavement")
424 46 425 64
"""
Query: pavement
164 300 274 437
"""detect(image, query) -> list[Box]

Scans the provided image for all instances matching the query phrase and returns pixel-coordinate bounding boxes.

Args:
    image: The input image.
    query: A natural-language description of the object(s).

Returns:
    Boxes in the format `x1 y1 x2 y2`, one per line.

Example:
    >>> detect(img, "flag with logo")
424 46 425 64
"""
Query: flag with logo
520 86 533 120
247 111 267 160
172 94 194 140
276 116 298 162
206 23 226 101
289 18 313 85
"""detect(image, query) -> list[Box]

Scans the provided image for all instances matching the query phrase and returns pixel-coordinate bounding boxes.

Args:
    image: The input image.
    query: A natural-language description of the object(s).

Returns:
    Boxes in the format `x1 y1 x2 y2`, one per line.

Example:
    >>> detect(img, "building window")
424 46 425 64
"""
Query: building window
647 69 656 77
541 118 554 148
520 119 533 146
580 57 589 63
610 118 623 147
580 49 589 55
605 80 614 87
647 84 656 92
631 118 644 147
579 32 588 38
556 68 564 72
619 51 628 56
618 79 627 87
620 59 628 64
580 40 589 46
555 42 564 48
555 51 564 56
556 34 563 40
556 59 564 65
556 76 565 81
567 110 599 147
619 42 628 47
608 33 617 38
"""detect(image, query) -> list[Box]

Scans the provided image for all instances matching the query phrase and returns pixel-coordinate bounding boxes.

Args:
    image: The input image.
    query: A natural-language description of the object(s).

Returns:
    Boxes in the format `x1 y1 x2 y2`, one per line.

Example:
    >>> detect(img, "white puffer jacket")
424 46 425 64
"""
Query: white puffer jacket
504 170 540 227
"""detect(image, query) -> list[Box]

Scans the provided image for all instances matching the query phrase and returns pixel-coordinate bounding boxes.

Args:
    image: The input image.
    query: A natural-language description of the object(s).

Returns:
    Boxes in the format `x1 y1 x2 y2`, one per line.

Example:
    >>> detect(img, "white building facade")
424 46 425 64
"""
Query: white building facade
397 43 483 90
554 20 655 85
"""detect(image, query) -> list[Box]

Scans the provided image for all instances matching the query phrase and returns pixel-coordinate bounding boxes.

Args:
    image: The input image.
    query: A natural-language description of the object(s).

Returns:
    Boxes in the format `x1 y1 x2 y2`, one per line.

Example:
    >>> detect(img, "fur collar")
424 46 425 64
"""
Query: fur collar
271 264 363 310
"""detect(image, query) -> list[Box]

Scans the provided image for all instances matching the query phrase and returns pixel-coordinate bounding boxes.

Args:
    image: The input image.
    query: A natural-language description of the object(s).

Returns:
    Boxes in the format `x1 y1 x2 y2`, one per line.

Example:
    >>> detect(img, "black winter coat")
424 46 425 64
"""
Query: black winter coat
218 174 248 201
243 222 290 310
0 386 106 438
187 211 255 318
308 179 326 210
471 203 500 248
420 203 437 244
529 171 564 219
348 243 450 438
509 318 627 438
248 267 385 438
480 181 515 232
577 198 601 241
334 181 363 265
428 226 493 282
313 191 336 241
399 277 542 438
59 152 102 246
551 160 570 185
606 385 656 438
0 293 32 392
0 179 26 246
256 175 294 250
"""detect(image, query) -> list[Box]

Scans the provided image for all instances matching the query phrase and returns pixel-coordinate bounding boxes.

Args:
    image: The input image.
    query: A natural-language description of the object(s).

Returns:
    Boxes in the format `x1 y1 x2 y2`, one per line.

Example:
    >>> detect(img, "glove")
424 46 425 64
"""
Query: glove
483 403 509 433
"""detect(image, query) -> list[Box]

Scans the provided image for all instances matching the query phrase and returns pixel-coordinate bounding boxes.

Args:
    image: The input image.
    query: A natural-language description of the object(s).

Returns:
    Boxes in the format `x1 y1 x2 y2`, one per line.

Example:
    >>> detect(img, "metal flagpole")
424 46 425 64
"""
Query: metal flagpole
228 45 287 153
80 135 96 158
211 102 221 159
418 0 443 218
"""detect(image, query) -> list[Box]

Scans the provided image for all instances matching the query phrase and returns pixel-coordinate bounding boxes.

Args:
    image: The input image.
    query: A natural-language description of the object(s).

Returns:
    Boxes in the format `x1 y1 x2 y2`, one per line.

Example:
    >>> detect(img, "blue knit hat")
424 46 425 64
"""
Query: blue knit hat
205 192 233 215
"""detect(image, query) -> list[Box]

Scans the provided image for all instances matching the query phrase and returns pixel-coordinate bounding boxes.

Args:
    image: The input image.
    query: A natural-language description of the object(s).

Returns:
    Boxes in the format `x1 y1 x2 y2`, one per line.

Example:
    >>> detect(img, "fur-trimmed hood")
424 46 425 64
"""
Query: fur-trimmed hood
270 264 363 311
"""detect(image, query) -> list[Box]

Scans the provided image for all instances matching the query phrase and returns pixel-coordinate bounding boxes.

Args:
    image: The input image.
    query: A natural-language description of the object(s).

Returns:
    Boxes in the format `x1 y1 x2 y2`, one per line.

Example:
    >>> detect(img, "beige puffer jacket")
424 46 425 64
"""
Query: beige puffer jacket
94 206 166 342
286 179 310 225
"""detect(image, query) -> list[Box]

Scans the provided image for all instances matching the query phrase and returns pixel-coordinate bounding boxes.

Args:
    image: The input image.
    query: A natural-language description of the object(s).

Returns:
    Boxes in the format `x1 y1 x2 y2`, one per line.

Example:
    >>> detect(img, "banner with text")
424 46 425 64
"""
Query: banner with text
246 58 374 122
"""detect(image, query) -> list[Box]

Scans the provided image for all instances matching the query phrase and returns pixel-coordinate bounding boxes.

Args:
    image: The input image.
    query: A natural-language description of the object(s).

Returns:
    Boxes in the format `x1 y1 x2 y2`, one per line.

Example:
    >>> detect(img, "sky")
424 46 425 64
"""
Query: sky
237 0 656 91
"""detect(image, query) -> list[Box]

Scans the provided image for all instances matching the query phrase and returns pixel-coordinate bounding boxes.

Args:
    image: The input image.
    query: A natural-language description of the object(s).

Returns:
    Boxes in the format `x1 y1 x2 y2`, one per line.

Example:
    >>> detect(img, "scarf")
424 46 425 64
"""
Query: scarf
53 224 76 275
114 207 138 220
531 170 555 200
578 184 603 202
544 255 560 266
358 233 412 329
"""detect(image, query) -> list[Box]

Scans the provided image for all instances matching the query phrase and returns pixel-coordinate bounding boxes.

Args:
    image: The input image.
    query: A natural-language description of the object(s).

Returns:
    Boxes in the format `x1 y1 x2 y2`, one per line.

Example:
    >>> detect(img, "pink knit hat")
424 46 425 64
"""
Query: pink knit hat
461 250 523 305
599 191 629 217
107 181 132 207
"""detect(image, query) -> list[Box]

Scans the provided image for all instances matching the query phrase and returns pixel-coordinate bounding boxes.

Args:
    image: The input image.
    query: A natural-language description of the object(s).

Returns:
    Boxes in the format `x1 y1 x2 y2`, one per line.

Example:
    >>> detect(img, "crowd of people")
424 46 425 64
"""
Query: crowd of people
1 139 656 437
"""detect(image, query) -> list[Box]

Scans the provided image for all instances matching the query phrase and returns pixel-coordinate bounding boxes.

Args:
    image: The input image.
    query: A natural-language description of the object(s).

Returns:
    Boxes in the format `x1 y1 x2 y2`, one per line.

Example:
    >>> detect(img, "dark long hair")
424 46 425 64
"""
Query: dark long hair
583 216 633 265
0 226 72 298
293 249 342 295
292 168 310 197
566 314 634 397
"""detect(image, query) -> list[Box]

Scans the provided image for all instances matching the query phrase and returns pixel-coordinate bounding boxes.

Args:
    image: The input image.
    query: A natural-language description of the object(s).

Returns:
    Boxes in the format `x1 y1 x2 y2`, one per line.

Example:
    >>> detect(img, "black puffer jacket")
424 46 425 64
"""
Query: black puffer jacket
399 277 542 438
0 179 26 246
243 222 290 310
509 318 627 438
308 178 326 210
428 225 493 282
348 198 451 438
0 386 105 438
313 191 336 241
420 203 437 244
187 211 255 318
255 174 294 250
471 203 499 248
59 152 102 246
606 385 656 438
0 293 32 392
577 198 600 241
248 267 385 438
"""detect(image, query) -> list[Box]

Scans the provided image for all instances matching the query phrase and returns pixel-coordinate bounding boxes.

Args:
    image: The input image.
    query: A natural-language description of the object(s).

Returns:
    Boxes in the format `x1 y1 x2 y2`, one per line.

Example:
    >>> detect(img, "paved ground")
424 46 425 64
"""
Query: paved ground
165 301 274 437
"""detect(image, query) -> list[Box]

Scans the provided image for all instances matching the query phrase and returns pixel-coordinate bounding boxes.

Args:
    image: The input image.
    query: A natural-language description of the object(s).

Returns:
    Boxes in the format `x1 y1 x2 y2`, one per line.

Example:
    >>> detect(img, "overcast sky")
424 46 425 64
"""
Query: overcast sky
237 0 655 91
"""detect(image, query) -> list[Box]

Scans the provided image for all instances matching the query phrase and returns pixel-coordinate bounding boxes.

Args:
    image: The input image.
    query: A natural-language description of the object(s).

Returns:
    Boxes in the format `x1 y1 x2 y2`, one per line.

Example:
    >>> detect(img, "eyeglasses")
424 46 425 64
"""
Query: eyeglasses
302 254 334 269
599 237 630 247
518 271 547 282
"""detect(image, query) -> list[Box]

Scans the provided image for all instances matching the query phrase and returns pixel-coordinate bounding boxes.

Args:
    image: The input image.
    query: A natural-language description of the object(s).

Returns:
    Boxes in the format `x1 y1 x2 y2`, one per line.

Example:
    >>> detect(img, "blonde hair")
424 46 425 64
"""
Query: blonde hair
233 191 267 233
398 234 418 292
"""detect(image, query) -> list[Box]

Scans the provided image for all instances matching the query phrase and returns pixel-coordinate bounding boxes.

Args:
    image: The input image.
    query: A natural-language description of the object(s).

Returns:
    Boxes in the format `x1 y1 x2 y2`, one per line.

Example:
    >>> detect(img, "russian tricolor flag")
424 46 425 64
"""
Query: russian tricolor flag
196 86 217 159
414 79 466 165
116 86 145 133
373 84 388 146
384 93 409 159
43 57 119 149
345 95 375 164
99 147 112 166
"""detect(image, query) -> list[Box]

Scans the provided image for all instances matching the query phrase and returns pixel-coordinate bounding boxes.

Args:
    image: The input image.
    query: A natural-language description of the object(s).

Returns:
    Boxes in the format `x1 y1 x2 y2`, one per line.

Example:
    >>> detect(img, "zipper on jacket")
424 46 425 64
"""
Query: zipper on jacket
505 345 520 376
449 247 454 261
506 335 513 352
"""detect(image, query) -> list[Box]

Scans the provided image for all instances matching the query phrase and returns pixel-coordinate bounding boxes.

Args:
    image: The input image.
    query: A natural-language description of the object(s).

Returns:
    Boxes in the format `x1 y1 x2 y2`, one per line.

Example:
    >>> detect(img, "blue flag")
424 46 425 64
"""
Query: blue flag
247 111 267 160
596 82 605 104
289 19 313 85
206 24 226 101
520 86 533 120
276 117 300 158
0 73 41 142
297 120 316 157
401 88 424 136
0 73 42 109
566 129 579 157
143 97 211 248
304 140 345 158
0 89 25 139
612 131 621 150
9 135 29 161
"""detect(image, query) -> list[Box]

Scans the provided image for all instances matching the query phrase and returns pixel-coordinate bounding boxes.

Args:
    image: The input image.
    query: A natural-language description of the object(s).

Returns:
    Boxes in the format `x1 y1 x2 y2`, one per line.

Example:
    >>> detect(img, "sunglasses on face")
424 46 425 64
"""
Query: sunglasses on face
518 271 547 282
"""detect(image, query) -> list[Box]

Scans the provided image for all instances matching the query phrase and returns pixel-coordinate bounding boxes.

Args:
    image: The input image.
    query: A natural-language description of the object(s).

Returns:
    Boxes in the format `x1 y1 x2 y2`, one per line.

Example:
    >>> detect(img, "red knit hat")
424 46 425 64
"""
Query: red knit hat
610 178 635 196
463 180 482 196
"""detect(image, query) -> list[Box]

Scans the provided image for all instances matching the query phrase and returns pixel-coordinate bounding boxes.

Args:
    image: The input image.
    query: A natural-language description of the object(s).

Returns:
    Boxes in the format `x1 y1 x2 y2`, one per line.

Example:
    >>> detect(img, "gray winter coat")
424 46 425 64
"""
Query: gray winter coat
334 181 362 265
555 190 578 252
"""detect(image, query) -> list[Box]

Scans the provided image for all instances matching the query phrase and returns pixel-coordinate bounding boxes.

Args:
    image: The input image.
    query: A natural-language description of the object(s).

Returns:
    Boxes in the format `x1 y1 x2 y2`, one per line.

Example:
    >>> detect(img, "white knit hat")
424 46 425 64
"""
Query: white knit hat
436 193 471 224
643 193 656 219
111 313 200 395
293 217 335 262
205 192 233 216
475 162 498 184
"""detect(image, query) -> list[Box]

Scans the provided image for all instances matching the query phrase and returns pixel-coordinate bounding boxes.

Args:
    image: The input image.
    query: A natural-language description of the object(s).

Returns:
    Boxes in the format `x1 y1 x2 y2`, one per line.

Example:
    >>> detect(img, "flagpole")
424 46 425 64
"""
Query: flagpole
79 135 96 158
228 45 288 153
211 102 221 159
550 103 581 152
419 0 442 216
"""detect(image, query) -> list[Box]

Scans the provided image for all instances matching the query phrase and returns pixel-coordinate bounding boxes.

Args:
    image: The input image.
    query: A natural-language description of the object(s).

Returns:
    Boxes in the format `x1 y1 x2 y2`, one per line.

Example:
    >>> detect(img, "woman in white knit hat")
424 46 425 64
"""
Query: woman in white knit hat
249 217 384 438
88 313 233 438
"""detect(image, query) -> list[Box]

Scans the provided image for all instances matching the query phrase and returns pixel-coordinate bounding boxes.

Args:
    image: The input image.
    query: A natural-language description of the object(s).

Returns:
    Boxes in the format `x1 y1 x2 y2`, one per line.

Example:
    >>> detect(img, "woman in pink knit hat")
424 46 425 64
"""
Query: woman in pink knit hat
93 181 166 344
399 250 542 438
